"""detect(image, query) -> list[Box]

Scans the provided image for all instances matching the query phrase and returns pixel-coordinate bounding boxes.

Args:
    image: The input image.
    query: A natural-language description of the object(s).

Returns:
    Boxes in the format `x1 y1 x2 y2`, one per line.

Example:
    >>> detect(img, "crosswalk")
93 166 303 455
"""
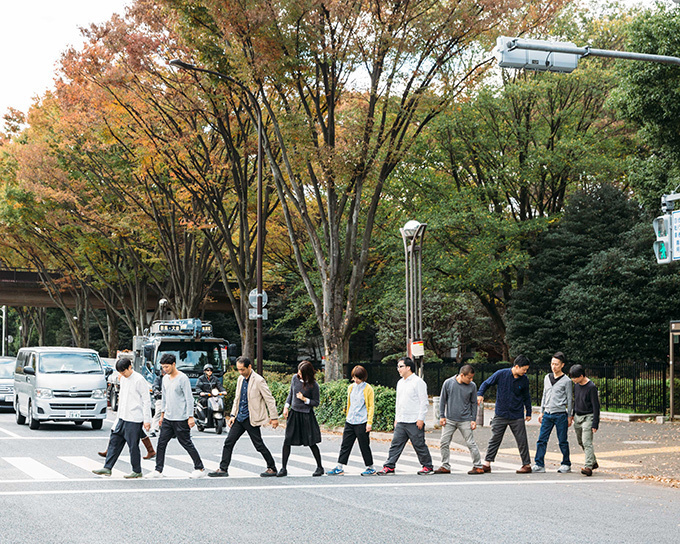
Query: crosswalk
0 450 517 482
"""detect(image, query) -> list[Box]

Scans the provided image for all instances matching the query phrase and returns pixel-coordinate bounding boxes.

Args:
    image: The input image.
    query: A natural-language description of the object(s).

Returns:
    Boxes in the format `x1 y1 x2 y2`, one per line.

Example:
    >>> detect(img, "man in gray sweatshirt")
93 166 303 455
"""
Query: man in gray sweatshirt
533 352 573 473
435 365 484 475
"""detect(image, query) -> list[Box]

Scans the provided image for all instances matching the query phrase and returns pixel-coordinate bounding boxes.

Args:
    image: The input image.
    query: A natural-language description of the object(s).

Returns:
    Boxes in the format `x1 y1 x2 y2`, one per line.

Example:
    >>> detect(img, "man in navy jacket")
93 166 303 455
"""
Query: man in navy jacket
477 355 533 473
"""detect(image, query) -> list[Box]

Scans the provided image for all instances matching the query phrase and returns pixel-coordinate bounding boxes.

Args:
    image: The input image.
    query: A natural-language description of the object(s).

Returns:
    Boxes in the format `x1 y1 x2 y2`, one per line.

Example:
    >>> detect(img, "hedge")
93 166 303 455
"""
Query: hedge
222 371 397 432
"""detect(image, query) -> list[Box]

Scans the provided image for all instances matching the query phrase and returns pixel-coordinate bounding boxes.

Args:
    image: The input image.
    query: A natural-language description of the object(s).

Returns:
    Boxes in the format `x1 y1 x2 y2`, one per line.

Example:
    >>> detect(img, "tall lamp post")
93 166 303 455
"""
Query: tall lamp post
169 59 265 375
400 220 427 376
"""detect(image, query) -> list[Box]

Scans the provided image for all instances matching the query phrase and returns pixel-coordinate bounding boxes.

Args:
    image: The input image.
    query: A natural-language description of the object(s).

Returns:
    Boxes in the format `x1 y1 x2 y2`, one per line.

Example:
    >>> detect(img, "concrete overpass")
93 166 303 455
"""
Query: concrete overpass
0 268 232 311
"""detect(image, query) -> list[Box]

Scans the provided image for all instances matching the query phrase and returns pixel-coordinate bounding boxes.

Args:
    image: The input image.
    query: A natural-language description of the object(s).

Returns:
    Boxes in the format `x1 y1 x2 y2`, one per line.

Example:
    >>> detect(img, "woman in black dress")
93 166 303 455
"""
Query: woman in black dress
277 360 323 477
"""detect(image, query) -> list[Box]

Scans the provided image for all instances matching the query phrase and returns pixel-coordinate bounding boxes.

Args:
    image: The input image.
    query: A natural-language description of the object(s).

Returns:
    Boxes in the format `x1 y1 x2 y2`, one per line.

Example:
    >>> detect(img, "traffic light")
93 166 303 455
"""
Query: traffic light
653 214 672 264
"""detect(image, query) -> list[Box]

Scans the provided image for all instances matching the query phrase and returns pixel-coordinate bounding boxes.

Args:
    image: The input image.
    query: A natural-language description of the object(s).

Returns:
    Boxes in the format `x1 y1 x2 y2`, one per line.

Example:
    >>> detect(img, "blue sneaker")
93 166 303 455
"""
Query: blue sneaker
361 468 377 476
326 467 344 476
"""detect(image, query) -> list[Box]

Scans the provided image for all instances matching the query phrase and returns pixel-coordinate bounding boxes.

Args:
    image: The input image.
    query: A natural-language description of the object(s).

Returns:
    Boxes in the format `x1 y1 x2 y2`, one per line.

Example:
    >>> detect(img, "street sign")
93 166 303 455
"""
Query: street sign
672 211 680 261
248 289 268 308
248 308 268 320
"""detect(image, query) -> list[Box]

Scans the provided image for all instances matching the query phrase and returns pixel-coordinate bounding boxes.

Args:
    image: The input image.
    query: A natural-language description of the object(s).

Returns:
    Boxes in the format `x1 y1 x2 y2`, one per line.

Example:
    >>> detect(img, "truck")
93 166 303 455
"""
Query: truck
107 318 230 411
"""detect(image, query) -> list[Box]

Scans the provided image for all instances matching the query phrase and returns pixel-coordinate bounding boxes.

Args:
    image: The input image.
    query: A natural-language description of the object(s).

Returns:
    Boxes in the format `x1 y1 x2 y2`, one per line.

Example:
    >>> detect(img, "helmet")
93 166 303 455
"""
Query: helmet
203 364 214 372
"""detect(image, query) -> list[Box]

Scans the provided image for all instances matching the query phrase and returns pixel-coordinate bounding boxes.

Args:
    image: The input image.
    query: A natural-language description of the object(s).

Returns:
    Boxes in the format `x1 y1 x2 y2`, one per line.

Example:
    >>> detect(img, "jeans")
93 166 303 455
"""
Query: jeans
337 422 373 467
219 418 276 471
534 412 571 467
485 417 531 466
384 422 432 470
104 419 144 473
574 413 597 468
440 419 481 469
155 419 204 472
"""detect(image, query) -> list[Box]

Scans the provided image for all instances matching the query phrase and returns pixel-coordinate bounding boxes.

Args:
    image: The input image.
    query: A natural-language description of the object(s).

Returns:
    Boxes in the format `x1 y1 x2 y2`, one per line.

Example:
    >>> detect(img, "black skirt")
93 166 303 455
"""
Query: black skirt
285 409 322 446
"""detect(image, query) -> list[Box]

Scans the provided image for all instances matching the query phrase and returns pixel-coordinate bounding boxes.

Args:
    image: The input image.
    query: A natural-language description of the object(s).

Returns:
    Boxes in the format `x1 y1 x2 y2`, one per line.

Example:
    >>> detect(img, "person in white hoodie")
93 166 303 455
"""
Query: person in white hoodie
533 352 573 474
93 358 151 478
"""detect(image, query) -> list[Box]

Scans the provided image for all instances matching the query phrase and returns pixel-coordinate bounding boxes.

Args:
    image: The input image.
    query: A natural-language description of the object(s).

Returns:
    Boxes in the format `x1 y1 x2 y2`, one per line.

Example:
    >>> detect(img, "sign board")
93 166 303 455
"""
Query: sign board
248 308 268 320
248 289 268 308
672 210 680 260
411 340 425 357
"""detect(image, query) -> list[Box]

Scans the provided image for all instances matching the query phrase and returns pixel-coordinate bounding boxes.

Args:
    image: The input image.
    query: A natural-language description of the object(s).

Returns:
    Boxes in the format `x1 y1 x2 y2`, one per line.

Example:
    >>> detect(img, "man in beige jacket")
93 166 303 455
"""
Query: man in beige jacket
208 356 279 477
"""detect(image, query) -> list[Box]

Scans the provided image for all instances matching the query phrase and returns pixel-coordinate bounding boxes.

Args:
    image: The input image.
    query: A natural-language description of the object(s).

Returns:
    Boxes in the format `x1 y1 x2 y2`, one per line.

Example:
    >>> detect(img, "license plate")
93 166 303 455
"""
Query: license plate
67 411 81 418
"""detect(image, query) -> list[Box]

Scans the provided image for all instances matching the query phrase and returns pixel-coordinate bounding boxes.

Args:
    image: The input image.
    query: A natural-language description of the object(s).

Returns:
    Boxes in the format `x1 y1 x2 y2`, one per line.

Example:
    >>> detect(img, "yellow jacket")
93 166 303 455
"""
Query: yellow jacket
346 382 375 426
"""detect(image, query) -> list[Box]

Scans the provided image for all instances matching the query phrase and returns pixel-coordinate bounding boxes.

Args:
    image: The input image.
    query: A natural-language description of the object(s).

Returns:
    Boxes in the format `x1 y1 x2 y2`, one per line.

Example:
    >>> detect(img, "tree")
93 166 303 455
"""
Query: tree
162 0 570 379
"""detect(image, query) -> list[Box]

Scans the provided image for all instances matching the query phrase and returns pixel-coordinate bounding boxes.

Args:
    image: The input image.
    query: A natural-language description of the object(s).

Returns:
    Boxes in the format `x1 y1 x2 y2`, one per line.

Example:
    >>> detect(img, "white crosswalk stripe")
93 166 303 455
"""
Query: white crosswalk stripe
59 456 127 478
4 457 68 480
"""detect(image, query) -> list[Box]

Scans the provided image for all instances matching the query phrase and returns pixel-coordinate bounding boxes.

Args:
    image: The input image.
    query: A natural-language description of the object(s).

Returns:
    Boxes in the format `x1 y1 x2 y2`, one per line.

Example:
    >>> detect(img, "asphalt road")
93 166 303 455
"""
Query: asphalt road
0 408 678 544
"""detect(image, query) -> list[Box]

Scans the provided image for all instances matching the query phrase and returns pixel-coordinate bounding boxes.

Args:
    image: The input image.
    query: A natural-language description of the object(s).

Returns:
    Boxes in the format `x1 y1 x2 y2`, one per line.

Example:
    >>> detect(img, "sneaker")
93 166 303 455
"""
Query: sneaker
326 467 345 476
376 467 395 476
92 467 112 476
261 468 277 477
581 467 593 477
468 467 485 475
147 470 164 479
532 465 546 473
417 466 434 475
434 466 451 474
312 467 324 477
123 471 143 479
361 468 377 476
207 469 229 478
189 469 206 479
557 465 572 473
276 468 288 477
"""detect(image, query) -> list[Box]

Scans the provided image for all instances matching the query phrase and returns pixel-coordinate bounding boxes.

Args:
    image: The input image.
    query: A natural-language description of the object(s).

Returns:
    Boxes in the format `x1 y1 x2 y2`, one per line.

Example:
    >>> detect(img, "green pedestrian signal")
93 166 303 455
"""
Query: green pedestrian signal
653 215 673 264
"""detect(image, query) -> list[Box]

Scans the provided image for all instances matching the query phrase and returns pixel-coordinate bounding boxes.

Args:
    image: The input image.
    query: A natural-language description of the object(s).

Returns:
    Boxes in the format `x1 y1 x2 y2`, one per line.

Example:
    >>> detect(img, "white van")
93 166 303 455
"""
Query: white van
14 347 108 430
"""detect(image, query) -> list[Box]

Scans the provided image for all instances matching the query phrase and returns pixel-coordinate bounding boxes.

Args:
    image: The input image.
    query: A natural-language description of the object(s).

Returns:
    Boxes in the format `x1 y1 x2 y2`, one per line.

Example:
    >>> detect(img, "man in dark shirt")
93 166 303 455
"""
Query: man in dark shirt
477 355 533 473
195 364 225 427
569 364 600 476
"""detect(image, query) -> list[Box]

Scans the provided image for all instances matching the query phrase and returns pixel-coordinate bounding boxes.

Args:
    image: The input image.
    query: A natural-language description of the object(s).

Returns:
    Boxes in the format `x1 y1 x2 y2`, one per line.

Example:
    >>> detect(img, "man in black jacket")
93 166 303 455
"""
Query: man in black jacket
195 364 225 427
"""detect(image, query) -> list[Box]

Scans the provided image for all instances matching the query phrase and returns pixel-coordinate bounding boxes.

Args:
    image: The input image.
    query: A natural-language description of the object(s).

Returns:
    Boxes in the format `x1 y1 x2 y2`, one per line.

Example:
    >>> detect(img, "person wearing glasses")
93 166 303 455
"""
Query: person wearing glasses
376 357 433 475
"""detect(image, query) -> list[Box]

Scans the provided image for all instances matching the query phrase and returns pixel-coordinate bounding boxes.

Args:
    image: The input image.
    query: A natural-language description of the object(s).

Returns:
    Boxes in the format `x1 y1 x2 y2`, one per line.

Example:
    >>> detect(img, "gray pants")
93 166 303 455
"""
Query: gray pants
574 414 597 468
440 419 482 469
384 422 433 470
485 417 531 466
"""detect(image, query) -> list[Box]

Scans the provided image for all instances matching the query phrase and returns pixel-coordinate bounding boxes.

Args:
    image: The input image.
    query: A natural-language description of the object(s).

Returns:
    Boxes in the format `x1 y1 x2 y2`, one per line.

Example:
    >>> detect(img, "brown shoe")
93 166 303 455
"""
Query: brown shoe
468 467 485 475
434 466 450 474
98 450 107 458
592 462 599 470
142 436 156 460
516 464 532 474
581 467 593 477
482 464 491 473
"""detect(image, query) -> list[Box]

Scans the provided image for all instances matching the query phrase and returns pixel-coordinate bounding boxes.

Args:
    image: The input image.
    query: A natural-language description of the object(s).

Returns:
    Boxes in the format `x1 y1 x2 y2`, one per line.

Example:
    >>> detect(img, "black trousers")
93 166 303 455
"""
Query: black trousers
384 422 432 470
104 419 144 473
484 417 531 466
155 419 204 472
337 422 373 466
219 418 276 471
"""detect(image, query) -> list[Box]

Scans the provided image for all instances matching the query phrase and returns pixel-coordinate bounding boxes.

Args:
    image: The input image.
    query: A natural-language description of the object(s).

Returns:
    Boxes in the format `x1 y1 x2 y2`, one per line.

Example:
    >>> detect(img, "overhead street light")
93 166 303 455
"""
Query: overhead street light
169 59 266 375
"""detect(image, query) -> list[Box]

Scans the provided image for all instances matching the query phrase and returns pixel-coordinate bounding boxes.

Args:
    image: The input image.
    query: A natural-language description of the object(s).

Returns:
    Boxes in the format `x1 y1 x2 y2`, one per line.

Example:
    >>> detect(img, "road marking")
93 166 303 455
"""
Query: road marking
497 448 638 468
0 426 22 438
166 454 253 478
119 455 189 478
0 478 637 497
3 456 68 480
595 446 680 457
59 456 126 478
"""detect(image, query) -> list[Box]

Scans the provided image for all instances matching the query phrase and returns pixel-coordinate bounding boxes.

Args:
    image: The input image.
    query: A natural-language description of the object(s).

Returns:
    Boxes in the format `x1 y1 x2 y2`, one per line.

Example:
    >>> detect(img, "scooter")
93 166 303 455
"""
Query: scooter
194 388 226 434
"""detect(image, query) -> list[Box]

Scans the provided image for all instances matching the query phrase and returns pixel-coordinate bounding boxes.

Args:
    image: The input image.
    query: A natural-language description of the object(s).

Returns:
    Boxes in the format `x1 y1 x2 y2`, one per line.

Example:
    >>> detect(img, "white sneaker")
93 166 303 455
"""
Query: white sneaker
557 465 572 473
190 469 206 479
147 470 164 479
532 465 546 473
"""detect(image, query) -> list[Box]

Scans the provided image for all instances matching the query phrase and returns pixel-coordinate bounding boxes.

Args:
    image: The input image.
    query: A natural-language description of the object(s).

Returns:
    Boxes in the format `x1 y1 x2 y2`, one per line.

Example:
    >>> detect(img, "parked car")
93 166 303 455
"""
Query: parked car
13 347 108 430
0 356 16 408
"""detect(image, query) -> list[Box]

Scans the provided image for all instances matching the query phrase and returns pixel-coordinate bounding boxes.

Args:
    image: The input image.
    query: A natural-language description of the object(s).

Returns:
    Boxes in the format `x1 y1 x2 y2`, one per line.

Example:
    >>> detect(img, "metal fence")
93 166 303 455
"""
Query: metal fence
337 360 669 414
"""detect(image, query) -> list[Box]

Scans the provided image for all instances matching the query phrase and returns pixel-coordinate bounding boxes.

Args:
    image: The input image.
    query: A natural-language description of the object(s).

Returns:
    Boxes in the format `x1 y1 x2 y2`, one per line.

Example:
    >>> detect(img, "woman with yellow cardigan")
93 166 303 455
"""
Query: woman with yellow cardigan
327 365 376 476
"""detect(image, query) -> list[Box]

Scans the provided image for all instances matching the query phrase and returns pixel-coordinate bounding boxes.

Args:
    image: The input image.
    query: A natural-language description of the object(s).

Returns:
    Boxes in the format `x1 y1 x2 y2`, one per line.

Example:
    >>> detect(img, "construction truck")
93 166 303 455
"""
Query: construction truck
107 318 230 411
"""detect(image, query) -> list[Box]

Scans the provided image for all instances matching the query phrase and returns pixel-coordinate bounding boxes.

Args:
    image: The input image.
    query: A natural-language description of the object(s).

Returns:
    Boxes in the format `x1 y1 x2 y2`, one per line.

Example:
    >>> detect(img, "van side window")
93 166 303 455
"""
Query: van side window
15 351 26 374
29 354 37 370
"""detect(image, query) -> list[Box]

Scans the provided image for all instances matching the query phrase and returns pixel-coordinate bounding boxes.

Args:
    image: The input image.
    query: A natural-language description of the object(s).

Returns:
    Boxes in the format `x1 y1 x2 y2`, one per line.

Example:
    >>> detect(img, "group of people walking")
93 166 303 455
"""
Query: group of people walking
92 351 600 479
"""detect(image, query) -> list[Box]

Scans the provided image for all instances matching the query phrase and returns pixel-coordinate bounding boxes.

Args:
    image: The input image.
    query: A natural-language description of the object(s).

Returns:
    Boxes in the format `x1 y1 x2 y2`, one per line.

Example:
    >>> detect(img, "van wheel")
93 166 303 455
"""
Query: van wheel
91 419 103 430
27 401 40 430
15 399 26 425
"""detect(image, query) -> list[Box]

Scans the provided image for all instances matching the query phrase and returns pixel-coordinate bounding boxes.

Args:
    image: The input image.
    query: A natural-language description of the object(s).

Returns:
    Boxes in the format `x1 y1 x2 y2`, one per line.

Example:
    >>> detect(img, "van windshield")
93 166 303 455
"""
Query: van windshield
0 363 13 378
39 353 103 374
155 342 224 373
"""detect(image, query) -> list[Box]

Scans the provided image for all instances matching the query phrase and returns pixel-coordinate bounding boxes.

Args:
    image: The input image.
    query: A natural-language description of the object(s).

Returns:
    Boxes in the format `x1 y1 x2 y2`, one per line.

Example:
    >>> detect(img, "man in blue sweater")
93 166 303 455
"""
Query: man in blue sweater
477 355 533 473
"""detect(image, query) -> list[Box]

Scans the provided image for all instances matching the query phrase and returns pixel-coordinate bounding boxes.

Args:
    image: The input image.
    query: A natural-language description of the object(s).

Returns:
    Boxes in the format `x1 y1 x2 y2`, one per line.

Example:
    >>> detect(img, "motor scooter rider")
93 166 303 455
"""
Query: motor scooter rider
196 364 225 426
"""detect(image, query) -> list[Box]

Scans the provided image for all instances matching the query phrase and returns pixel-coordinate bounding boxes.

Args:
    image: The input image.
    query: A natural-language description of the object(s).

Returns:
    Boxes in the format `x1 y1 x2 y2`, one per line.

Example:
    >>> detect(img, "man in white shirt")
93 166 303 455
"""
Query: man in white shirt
93 358 151 479
376 357 433 475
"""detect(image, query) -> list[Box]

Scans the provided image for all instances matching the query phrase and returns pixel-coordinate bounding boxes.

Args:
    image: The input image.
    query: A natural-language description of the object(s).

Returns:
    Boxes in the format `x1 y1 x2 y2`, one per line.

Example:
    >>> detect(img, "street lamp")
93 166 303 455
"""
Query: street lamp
169 59 265 375
400 220 427 376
